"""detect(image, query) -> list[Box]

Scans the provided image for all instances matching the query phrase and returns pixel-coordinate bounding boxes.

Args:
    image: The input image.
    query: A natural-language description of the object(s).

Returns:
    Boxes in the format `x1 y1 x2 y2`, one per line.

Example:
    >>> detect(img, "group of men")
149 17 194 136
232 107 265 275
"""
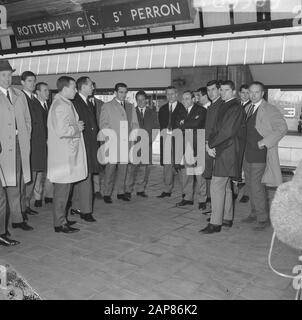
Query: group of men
0 58 288 246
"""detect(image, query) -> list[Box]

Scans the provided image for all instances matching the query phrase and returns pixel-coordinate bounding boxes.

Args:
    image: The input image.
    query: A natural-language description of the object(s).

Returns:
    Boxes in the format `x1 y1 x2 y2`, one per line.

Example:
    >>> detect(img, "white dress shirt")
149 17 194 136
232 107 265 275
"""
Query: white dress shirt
203 102 211 110
169 101 178 112
0 86 12 102
79 93 89 105
251 99 263 114
138 106 146 117
187 105 193 115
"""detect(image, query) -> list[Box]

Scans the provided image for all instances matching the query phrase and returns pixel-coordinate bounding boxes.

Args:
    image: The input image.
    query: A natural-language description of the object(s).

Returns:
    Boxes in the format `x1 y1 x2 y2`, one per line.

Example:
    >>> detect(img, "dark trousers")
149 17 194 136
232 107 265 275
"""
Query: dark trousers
72 174 93 214
53 183 71 227
244 160 269 223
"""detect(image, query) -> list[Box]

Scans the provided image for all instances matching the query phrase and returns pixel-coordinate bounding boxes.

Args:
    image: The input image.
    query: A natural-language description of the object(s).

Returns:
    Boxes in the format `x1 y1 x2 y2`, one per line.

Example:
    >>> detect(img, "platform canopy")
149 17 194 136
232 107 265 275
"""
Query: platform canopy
0 0 302 55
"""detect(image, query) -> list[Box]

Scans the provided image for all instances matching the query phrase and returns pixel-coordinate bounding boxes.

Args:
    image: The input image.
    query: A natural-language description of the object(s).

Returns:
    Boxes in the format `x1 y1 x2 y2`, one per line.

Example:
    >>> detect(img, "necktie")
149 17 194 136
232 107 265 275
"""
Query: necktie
44 102 48 111
121 101 125 109
139 108 144 126
246 104 255 120
6 90 12 104
168 104 173 131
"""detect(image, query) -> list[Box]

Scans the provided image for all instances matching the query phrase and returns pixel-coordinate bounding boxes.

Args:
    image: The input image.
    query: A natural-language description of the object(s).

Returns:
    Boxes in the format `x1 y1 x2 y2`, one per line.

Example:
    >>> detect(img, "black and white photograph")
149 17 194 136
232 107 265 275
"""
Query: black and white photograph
0 0 302 304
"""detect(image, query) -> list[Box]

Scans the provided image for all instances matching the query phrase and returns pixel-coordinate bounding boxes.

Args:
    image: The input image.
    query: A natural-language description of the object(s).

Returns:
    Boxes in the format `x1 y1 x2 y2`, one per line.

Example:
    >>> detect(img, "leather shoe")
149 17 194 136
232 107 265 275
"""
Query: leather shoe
66 220 77 226
240 195 249 203
24 207 38 215
70 209 80 216
104 196 112 204
124 192 132 199
0 235 20 246
176 199 193 207
117 194 130 201
54 225 80 233
80 213 96 222
199 202 207 210
253 221 270 231
199 223 221 234
157 192 171 198
137 192 148 198
12 222 34 231
34 200 42 208
222 220 233 228
206 197 211 203
45 197 53 204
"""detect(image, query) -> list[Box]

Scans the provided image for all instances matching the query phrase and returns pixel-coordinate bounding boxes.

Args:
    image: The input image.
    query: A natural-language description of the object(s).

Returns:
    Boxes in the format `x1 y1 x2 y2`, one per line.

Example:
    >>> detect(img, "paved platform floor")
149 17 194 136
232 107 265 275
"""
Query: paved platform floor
0 165 300 300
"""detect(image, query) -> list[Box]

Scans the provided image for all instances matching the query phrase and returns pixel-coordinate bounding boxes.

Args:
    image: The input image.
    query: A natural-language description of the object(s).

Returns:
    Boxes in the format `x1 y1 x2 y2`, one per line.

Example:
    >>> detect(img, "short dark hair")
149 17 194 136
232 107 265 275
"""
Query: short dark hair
206 80 221 89
197 87 208 96
114 83 128 92
183 90 194 99
240 84 249 92
35 82 48 92
221 80 235 91
166 86 177 92
56 76 75 92
136 90 148 100
249 81 265 92
21 71 36 82
76 76 90 91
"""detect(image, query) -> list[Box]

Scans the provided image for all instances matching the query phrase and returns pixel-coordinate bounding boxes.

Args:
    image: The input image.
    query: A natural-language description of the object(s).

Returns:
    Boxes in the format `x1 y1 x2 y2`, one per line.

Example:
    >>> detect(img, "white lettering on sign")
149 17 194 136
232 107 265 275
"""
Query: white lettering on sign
284 107 296 118
130 2 181 21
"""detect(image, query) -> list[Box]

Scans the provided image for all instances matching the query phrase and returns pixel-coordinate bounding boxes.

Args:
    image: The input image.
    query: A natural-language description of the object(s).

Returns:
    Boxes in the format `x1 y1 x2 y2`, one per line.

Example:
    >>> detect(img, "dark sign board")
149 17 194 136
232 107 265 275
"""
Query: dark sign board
84 0 194 33
12 0 194 42
12 11 91 42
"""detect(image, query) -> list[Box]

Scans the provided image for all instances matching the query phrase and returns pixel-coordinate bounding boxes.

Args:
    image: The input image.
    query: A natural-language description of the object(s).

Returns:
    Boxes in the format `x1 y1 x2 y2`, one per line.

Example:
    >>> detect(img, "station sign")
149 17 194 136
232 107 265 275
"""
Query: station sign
83 0 194 33
12 0 194 42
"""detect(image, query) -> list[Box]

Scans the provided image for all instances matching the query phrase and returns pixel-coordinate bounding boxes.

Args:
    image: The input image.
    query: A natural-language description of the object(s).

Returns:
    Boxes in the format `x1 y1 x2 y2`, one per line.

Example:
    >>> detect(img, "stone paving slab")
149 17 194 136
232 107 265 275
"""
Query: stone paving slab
0 165 300 300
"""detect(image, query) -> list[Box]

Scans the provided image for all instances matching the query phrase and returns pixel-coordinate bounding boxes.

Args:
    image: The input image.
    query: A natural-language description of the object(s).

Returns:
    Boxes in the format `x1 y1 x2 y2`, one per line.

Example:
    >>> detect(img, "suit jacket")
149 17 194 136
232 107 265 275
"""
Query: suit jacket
23 91 47 172
73 93 99 174
136 106 160 163
179 104 207 158
47 94 87 184
93 97 104 127
98 98 139 164
0 87 31 187
208 98 246 180
37 99 50 137
158 101 186 165
254 100 288 187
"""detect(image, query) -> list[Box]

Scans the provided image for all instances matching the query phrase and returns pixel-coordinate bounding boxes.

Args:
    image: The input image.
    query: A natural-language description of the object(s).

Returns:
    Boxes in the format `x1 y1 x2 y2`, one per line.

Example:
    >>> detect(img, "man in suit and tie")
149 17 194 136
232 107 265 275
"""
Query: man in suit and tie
176 91 207 208
48 76 87 233
90 82 105 200
157 86 186 198
241 81 287 231
99 83 139 203
70 77 99 222
0 60 33 232
200 80 246 234
125 90 159 198
197 87 211 110
34 82 54 206
239 84 252 204
21 71 47 217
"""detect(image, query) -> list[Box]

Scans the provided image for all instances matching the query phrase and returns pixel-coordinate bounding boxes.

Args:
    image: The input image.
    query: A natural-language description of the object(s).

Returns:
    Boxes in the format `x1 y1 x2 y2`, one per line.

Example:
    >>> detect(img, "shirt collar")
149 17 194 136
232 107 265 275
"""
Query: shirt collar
252 99 263 112
187 105 194 113
203 102 211 109
211 97 220 104
23 89 33 99
0 86 10 96
79 93 88 104
115 98 124 105
169 101 178 111
224 97 236 103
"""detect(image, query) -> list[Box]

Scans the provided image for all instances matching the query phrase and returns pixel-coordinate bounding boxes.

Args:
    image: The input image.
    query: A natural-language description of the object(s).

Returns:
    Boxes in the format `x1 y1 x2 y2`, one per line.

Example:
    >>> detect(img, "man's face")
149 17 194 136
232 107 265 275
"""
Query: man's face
207 84 220 101
22 76 36 93
37 84 49 101
182 92 193 109
81 78 93 97
116 86 128 101
240 88 250 103
220 85 235 102
193 92 200 103
136 94 147 109
166 88 178 104
249 84 264 104
199 94 209 106
0 70 12 89
64 80 77 100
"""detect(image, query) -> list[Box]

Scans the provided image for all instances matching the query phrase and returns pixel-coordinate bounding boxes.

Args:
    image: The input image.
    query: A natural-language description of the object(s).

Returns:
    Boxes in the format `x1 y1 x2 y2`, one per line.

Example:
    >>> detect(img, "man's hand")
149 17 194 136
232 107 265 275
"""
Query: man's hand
207 148 216 158
258 140 266 150
78 121 85 132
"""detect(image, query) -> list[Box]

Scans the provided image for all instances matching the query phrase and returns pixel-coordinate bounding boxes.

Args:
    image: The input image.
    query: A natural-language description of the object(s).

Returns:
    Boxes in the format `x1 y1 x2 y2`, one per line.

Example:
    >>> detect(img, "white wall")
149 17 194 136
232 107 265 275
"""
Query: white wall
250 63 302 86
35 69 172 90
